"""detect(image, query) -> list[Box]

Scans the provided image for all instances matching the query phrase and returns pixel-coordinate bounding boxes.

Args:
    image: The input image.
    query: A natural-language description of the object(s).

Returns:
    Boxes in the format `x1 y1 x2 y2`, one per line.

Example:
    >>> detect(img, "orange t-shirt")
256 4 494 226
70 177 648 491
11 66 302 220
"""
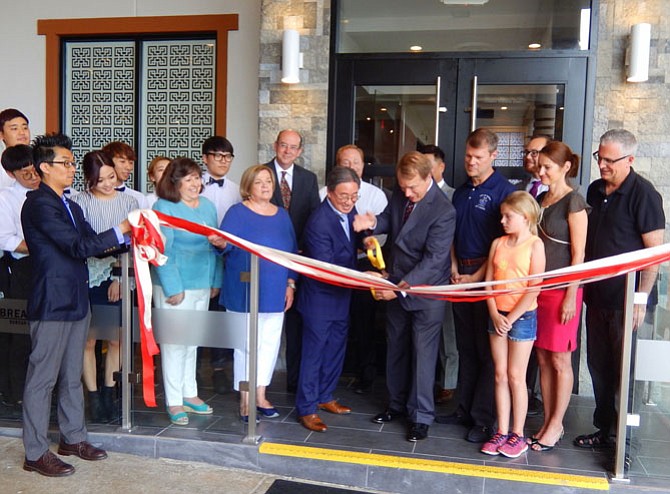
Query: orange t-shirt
491 234 539 312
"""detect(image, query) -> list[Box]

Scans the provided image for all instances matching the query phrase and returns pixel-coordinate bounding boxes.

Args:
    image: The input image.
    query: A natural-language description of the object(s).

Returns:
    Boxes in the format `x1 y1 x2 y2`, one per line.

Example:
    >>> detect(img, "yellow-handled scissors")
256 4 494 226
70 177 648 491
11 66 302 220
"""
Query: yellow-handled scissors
366 237 385 271
366 237 386 298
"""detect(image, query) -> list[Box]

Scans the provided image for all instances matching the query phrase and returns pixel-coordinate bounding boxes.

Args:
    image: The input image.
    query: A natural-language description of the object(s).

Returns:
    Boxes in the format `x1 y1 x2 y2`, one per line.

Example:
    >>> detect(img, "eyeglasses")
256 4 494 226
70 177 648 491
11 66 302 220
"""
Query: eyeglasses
592 152 630 165
335 193 360 203
206 152 234 162
14 168 39 180
278 142 300 152
523 149 540 158
47 160 77 169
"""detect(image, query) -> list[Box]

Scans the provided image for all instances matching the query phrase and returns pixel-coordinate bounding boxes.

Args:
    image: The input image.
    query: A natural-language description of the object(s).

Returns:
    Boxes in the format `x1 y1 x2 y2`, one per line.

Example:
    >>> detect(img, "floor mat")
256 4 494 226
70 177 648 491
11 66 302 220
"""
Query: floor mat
265 479 375 494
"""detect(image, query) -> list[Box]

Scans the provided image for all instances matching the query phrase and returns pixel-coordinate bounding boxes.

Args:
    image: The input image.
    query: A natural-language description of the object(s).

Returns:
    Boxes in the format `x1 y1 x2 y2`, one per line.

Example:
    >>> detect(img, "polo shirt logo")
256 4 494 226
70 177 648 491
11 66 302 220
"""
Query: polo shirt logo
475 193 492 211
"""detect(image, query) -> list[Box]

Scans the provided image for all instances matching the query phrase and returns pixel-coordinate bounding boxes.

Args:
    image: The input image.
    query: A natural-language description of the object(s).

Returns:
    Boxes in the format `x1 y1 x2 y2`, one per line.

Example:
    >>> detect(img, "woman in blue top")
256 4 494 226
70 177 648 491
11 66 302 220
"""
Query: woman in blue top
152 158 223 426
220 165 297 422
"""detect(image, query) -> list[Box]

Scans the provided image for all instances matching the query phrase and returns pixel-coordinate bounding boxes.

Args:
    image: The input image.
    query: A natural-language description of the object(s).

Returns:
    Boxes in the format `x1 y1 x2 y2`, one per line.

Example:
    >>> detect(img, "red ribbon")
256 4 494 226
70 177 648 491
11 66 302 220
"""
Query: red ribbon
129 209 670 406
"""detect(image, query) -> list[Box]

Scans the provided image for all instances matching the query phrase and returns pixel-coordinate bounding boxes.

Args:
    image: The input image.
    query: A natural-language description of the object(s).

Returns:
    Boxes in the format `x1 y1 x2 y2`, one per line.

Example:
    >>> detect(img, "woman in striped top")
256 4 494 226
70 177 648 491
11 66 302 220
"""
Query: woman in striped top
72 150 138 423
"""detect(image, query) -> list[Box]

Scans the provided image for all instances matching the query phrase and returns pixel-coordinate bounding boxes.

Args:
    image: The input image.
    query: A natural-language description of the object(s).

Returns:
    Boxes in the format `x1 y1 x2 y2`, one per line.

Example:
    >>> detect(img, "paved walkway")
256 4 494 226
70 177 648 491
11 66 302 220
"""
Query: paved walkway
0 436 372 494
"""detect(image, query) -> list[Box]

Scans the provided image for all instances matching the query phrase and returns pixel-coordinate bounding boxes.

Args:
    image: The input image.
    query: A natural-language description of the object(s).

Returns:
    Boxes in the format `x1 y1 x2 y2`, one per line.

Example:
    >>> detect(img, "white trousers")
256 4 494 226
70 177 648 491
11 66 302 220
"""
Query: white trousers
232 311 284 391
154 286 210 407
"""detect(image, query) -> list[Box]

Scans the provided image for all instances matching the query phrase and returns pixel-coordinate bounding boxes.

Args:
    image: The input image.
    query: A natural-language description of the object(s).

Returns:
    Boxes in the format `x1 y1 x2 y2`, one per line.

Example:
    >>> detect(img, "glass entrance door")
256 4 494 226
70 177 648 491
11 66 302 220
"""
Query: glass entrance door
454 57 589 187
329 55 590 189
329 57 457 186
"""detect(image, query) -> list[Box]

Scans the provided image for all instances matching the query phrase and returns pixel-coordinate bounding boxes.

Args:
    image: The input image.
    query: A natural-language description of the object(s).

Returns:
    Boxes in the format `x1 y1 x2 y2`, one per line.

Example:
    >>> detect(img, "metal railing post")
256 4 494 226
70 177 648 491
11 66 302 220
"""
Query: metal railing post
611 271 636 482
242 253 262 444
118 252 133 431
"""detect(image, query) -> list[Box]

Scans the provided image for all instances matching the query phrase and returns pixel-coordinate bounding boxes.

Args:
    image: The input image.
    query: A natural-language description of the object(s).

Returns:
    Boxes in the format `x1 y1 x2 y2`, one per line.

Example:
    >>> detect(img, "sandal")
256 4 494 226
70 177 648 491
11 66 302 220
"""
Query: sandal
167 408 189 426
531 441 555 452
573 430 611 449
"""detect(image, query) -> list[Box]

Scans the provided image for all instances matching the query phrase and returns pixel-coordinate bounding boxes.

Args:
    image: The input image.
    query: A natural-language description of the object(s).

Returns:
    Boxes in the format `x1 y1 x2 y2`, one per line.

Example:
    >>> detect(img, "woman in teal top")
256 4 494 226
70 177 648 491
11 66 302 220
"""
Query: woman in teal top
152 157 223 426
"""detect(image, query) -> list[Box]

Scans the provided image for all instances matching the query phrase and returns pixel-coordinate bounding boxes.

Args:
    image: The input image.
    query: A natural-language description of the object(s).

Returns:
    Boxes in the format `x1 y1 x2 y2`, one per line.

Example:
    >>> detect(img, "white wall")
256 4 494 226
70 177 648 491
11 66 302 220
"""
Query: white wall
0 0 261 184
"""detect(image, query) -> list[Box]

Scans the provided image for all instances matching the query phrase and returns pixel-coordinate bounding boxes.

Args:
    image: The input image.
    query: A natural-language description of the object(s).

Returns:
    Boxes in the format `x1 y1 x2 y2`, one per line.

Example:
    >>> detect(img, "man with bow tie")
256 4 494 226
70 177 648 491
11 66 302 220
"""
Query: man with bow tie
199 135 241 394
521 135 551 198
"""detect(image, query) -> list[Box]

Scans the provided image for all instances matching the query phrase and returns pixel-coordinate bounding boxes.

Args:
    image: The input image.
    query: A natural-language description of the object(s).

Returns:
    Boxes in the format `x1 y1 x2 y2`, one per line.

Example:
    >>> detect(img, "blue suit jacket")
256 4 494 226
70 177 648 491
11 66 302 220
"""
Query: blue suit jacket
374 182 456 311
21 183 124 321
297 199 358 322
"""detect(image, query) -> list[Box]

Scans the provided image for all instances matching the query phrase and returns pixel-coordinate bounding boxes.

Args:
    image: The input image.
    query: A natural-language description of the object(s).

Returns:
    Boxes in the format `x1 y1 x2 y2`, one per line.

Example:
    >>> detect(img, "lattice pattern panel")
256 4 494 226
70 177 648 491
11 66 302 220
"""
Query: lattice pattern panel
64 41 136 192
140 39 216 192
493 131 525 169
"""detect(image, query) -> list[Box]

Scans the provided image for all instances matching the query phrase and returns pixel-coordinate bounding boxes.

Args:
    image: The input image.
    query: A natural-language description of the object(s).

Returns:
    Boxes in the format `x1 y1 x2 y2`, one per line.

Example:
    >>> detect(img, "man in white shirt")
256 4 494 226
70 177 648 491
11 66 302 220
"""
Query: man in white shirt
0 144 40 408
0 108 32 190
319 144 388 394
199 136 241 393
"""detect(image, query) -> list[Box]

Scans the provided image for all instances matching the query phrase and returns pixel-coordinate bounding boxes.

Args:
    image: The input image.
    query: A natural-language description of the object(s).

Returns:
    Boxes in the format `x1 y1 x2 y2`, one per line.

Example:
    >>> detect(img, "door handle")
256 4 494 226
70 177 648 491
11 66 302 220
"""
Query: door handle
470 75 478 132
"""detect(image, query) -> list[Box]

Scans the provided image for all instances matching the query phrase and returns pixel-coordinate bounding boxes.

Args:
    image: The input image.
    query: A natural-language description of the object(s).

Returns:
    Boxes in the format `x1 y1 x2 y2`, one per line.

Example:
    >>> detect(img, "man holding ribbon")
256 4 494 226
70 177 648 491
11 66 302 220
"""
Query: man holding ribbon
21 134 131 477
296 167 362 432
354 151 455 442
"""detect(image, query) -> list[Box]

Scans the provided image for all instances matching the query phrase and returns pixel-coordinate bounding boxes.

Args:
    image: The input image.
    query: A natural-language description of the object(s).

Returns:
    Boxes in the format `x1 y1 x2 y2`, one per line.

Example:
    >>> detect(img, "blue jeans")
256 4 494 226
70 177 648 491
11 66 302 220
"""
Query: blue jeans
488 310 537 342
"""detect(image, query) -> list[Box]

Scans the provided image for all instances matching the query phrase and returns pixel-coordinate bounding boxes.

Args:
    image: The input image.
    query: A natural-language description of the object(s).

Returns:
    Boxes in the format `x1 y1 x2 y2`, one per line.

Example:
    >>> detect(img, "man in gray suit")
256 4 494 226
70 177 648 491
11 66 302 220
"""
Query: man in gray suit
354 151 456 442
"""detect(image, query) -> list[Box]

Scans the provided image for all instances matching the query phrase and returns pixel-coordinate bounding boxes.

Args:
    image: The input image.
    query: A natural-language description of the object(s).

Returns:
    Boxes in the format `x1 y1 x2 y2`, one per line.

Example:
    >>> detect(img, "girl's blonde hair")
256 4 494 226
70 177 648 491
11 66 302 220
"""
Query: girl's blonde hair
501 190 540 235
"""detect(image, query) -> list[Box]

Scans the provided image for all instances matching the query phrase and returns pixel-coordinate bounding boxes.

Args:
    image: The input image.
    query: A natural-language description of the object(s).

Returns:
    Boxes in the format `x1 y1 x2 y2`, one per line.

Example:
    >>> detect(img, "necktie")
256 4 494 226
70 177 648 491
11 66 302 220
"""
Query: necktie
339 214 350 240
529 180 541 198
403 201 415 224
208 177 225 187
115 185 126 192
280 171 291 209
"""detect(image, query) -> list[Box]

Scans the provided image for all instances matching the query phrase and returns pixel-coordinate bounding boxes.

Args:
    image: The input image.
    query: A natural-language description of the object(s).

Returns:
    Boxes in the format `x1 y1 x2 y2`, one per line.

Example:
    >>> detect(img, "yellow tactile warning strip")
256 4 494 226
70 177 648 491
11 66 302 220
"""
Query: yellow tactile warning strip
259 442 609 491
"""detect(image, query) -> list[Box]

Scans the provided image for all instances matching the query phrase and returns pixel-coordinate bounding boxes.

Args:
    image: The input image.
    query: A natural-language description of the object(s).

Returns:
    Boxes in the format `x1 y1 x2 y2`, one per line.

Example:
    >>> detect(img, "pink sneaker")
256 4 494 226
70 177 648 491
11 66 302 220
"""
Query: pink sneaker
498 432 528 458
480 432 508 455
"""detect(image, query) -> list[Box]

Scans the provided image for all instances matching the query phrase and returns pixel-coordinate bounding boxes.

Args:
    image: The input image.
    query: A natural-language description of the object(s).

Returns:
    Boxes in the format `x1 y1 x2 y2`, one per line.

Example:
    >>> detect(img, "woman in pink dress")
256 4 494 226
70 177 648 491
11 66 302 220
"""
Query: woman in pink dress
530 141 589 451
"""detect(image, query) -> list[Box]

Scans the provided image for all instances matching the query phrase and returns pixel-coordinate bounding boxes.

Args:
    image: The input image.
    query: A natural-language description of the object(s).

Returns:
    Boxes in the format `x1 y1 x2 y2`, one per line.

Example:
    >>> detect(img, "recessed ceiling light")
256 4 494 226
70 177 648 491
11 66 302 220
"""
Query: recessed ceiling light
500 106 508 110
389 129 394 133
528 42 542 49
380 107 387 112
366 117 371 121
410 45 423 52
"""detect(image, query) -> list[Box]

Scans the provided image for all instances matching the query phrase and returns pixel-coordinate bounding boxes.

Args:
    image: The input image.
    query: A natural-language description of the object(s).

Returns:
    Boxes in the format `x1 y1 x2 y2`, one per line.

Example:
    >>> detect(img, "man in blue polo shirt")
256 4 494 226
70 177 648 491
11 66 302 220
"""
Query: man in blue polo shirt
436 128 515 443
575 129 664 469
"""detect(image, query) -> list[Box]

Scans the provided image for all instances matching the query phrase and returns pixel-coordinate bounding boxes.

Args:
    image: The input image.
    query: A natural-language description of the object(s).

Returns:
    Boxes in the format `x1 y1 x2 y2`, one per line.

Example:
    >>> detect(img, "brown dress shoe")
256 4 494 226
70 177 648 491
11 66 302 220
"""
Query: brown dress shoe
23 451 75 477
299 413 328 432
57 440 108 461
435 388 455 404
318 400 351 415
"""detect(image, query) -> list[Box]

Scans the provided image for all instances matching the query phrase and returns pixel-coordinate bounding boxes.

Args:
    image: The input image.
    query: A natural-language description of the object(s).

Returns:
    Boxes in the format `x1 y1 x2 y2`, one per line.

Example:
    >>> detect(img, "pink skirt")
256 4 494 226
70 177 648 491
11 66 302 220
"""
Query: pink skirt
535 287 583 352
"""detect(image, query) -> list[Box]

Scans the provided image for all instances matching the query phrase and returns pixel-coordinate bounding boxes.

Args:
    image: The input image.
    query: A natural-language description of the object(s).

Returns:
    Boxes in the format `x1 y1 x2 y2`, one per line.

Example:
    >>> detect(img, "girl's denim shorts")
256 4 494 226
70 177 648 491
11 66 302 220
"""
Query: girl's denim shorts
488 309 537 342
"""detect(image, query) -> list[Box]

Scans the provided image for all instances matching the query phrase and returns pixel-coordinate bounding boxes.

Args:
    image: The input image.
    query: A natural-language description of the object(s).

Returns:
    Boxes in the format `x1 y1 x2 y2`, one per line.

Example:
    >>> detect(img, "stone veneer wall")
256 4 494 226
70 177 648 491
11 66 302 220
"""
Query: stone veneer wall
258 0 330 184
594 0 670 235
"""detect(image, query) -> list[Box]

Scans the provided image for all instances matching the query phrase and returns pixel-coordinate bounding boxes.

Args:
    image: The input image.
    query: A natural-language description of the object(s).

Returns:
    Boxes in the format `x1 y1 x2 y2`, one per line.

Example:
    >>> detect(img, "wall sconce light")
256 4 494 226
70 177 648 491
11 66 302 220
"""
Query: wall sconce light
281 29 303 84
626 23 651 82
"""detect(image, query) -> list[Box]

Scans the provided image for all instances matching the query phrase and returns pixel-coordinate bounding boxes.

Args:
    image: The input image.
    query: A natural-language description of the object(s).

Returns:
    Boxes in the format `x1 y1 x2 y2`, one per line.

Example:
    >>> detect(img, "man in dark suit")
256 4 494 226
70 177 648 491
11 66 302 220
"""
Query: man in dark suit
296 167 360 432
354 151 456 442
21 134 130 477
266 129 320 393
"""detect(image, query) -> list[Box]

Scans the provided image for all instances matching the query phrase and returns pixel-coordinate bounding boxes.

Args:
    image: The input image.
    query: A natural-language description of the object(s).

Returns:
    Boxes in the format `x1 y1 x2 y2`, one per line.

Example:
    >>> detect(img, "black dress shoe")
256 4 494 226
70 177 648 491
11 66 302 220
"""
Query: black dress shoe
466 425 493 443
435 412 473 426
23 451 75 477
408 423 429 442
57 440 108 461
371 409 404 424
